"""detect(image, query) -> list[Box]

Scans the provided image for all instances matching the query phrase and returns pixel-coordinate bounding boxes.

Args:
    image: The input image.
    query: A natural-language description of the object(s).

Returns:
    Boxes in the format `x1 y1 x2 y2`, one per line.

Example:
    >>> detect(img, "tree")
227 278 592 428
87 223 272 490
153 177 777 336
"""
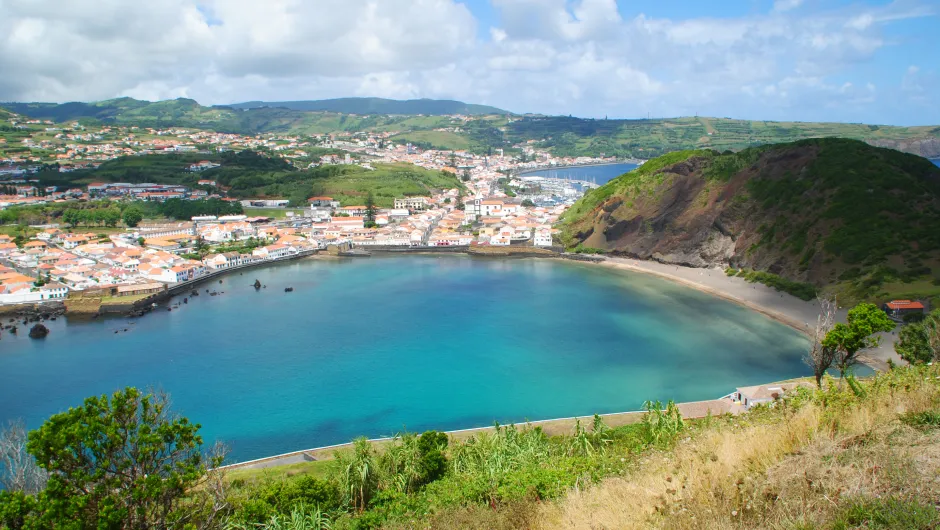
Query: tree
62 208 79 227
823 303 895 378
364 192 377 229
122 207 143 228
334 438 378 513
521 199 535 208
448 152 456 168
895 309 940 364
26 387 221 529
803 296 837 387
461 169 470 182
0 420 47 494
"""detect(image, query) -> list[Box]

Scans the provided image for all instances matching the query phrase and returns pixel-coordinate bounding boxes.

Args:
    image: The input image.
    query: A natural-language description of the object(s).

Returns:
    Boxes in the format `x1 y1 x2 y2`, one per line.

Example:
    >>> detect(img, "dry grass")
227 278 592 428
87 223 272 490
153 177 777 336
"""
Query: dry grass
536 368 940 530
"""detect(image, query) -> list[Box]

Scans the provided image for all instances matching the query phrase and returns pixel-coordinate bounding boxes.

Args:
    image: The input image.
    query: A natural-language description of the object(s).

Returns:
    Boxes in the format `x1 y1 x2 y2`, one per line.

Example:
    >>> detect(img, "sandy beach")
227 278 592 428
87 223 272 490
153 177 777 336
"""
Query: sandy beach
591 257 901 370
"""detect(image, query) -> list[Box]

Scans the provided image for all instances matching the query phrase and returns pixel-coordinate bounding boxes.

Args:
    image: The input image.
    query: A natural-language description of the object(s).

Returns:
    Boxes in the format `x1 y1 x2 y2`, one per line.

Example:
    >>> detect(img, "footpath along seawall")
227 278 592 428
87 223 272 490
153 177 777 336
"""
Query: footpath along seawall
220 398 735 471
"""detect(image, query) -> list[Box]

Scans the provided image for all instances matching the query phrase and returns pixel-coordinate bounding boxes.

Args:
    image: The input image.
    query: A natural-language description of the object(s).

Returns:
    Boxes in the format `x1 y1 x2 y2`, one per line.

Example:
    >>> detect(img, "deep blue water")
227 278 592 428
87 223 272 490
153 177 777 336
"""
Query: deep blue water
0 257 810 463
932 159 940 168
521 163 639 185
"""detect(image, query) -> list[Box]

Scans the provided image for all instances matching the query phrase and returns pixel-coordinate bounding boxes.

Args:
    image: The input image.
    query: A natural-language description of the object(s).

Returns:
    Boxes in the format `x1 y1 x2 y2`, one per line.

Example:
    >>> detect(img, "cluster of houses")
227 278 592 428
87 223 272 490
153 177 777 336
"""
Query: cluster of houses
0 219 322 303
87 182 218 202
301 191 562 249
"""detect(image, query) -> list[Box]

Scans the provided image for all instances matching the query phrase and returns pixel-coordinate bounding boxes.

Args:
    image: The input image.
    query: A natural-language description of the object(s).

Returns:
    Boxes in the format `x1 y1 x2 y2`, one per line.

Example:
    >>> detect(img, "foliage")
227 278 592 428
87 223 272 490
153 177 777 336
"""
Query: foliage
332 438 378 513
157 198 243 220
22 387 217 529
122 206 143 228
824 303 896 377
641 400 684 445
735 268 817 301
895 309 940 365
829 497 940 530
227 504 333 530
899 410 940 430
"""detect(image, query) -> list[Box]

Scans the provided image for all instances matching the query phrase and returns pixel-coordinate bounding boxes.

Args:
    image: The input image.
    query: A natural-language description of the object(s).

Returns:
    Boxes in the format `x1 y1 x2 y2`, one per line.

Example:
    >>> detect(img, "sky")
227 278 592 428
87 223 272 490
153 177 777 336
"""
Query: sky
0 0 937 125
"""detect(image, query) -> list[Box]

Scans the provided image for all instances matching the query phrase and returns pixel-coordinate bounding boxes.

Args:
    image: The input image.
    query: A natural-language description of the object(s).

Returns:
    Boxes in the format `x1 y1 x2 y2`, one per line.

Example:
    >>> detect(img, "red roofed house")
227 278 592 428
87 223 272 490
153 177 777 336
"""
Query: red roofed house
883 300 925 320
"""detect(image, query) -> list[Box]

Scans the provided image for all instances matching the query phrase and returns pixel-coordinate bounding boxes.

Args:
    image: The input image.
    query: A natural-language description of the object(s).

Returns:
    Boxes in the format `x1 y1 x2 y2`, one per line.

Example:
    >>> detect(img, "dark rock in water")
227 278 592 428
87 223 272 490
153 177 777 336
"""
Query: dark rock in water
284 287 294 292
167 307 172 312
254 279 262 290
29 324 49 339
115 330 119 334
9 326 17 334
219 280 223 284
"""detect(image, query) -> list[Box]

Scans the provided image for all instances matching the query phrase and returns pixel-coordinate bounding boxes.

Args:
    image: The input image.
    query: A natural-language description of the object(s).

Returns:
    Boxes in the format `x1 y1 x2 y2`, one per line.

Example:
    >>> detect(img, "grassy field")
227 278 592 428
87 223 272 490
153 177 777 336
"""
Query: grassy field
226 459 338 485
389 130 473 151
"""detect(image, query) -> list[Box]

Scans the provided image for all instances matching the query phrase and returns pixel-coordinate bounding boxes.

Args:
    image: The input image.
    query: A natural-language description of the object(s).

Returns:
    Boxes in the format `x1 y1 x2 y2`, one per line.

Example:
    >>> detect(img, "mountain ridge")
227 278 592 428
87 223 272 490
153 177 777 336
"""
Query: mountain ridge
2 98 939 158
222 97 510 116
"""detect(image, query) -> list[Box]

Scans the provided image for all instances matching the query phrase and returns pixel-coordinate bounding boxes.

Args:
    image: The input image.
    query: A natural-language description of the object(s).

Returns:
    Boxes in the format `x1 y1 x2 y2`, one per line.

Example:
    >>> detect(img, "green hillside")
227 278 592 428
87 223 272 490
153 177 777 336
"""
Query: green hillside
3 98 939 157
226 97 509 116
507 115 940 159
560 139 940 304
26 150 461 208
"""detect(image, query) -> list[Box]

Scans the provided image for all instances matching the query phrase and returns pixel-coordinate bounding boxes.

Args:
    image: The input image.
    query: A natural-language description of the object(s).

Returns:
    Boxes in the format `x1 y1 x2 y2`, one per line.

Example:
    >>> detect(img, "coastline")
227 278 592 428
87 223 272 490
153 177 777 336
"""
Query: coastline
579 256 899 370
220 397 735 471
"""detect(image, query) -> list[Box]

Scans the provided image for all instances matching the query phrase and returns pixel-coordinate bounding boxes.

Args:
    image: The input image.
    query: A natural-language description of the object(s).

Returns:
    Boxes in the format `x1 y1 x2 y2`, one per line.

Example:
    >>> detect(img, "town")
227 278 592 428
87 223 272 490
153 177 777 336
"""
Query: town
0 109 620 304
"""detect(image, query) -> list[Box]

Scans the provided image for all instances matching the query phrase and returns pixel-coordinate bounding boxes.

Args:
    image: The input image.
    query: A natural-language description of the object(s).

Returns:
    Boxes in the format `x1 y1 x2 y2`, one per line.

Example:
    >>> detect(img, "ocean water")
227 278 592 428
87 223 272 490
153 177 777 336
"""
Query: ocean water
520 163 639 185
932 159 940 168
0 256 810 463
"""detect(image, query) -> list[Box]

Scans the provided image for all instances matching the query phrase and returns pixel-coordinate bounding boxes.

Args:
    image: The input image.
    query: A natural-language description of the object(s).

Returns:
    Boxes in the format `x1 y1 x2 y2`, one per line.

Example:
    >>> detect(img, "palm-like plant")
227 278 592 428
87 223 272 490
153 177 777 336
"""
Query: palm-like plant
333 438 378 513
379 433 424 494
451 423 554 481
642 400 684 445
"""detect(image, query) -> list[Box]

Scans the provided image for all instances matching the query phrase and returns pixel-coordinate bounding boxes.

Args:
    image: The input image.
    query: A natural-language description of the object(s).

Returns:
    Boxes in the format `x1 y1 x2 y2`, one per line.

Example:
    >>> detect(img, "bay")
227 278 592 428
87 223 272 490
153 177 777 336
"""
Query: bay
0 256 810 463
520 162 639 186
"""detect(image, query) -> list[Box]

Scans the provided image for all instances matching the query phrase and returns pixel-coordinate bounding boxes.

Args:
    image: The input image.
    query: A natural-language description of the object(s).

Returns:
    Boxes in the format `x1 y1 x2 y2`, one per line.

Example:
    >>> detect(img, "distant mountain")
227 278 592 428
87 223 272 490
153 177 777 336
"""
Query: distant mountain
2 97 939 159
224 97 510 116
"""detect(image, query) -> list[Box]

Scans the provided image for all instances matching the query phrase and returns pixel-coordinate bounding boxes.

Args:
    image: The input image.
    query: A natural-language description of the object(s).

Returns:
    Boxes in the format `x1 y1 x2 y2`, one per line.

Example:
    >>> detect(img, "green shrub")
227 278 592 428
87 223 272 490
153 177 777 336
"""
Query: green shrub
829 497 940 530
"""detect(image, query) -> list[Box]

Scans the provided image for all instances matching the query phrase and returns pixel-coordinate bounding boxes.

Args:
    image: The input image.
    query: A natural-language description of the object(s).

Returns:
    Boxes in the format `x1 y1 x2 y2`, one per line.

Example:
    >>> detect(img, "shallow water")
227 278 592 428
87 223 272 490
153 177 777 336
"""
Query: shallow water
0 256 810 463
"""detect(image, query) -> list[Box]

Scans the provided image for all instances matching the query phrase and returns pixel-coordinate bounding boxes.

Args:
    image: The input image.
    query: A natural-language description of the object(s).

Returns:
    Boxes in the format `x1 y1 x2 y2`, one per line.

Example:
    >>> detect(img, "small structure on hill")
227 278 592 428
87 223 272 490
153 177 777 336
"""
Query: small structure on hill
882 300 925 321
732 382 814 410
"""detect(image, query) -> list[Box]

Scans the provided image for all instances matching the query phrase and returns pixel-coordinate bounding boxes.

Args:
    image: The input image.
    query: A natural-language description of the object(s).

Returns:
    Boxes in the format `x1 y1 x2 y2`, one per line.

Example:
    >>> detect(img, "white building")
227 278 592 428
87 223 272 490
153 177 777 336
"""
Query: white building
534 229 553 247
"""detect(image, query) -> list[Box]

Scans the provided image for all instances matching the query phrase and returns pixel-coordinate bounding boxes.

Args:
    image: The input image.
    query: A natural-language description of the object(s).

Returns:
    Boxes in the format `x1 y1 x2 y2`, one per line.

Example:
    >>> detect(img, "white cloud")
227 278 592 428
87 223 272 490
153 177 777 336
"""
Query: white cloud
0 0 936 124
773 0 804 13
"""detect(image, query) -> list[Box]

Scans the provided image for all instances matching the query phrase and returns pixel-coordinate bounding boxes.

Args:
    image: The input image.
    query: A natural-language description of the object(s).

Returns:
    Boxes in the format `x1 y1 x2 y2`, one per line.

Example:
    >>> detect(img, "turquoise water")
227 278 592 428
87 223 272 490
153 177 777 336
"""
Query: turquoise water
521 163 639 185
0 257 810 463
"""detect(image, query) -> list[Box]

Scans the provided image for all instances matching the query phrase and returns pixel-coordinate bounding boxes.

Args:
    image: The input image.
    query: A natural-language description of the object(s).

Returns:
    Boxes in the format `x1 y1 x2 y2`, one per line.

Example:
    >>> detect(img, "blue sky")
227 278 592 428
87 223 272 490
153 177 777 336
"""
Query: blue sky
1 0 937 125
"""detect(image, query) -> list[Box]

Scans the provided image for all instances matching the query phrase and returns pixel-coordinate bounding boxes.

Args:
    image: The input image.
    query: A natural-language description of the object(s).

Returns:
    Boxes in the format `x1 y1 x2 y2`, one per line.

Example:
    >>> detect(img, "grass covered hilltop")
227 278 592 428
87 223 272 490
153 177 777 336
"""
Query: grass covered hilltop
4 97 940 158
1 366 938 529
560 138 940 305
